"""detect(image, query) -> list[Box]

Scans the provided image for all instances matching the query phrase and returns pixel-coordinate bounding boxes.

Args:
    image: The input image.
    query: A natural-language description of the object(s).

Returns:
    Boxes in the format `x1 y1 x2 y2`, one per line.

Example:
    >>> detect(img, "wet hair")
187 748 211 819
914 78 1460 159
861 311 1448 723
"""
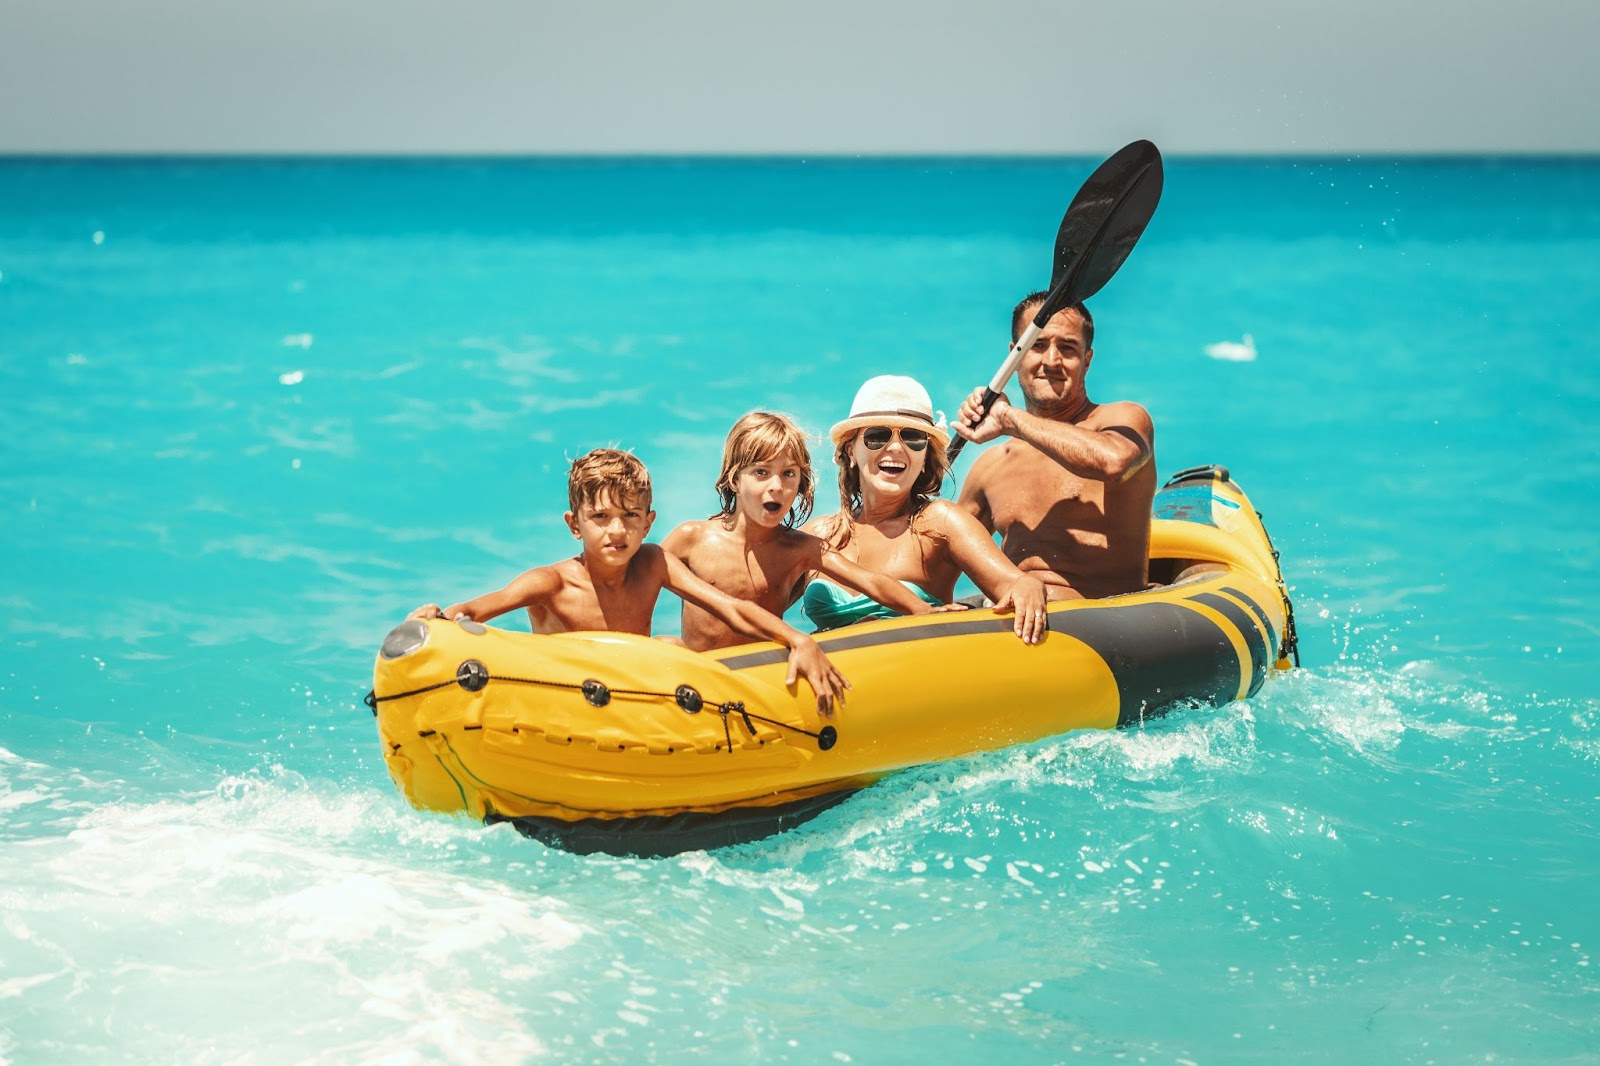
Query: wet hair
819 428 950 549
567 448 652 513
714 411 816 528
1011 291 1094 350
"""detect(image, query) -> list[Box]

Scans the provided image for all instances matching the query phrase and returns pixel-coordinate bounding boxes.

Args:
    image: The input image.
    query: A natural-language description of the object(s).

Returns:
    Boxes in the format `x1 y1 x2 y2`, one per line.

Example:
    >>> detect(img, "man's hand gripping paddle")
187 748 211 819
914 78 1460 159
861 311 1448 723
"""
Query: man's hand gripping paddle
947 140 1164 462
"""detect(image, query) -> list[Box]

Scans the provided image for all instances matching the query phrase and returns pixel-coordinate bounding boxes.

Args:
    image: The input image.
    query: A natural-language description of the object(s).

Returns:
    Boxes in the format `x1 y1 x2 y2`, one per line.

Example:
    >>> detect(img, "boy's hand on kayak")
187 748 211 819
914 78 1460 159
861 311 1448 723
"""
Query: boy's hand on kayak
785 637 849 717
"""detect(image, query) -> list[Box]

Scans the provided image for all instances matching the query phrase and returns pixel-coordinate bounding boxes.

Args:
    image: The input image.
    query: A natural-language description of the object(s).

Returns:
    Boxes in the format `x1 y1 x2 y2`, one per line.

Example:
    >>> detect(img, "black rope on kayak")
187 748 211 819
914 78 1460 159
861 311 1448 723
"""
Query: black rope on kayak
365 660 497 713
1256 508 1302 669
1279 595 1301 668
369 661 838 752
490 674 695 705
365 676 463 711
725 703 839 752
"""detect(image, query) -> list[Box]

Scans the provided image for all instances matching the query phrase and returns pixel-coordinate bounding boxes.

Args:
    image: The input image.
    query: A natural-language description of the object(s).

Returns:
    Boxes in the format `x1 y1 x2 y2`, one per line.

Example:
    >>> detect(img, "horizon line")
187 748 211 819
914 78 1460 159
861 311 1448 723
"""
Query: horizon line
4 149 1599 164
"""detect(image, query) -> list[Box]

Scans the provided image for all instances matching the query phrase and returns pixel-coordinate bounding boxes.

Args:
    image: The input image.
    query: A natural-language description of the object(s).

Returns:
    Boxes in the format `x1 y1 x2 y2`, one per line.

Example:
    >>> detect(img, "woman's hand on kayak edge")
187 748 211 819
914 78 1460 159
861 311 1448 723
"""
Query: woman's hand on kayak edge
785 636 850 717
991 576 1050 645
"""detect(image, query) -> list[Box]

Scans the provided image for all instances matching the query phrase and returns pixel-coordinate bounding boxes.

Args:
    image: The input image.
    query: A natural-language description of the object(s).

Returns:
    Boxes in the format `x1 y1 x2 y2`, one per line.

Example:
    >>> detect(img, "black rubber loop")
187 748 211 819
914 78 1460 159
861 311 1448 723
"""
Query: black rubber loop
818 726 838 751
675 685 703 713
581 679 611 707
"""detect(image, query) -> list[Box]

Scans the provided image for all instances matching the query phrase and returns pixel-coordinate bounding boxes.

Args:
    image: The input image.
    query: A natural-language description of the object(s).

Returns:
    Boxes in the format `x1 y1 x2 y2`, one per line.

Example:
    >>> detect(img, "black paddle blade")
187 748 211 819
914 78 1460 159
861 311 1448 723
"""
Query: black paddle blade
947 141 1164 464
1045 139 1164 316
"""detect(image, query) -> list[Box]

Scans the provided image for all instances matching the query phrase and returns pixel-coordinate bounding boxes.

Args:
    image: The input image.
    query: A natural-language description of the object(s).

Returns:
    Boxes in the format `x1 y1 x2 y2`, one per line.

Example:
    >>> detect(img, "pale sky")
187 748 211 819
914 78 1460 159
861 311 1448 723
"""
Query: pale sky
2 0 1596 155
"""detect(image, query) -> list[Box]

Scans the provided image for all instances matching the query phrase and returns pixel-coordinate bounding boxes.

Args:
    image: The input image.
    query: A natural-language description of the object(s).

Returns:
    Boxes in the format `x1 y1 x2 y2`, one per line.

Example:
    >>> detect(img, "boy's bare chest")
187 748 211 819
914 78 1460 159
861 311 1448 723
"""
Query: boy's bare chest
536 574 660 635
692 543 802 603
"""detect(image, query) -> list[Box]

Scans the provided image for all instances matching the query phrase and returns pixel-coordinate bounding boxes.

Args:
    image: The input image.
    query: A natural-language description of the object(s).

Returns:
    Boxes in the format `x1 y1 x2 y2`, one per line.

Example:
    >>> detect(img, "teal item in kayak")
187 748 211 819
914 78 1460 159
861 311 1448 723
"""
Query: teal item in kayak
801 578 943 632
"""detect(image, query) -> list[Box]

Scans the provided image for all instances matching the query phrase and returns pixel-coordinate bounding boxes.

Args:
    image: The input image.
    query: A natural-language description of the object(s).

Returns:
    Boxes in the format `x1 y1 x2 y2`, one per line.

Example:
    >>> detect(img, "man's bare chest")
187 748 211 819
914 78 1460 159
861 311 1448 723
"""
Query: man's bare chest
986 448 1104 527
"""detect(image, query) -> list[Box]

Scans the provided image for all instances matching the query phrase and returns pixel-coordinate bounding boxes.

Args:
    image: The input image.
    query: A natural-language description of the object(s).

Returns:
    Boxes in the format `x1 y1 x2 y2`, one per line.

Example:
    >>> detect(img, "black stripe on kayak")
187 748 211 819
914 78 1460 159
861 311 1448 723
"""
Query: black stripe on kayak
1050 601 1242 726
1224 585 1280 664
486 789 857 858
719 599 1242 727
1188 591 1268 698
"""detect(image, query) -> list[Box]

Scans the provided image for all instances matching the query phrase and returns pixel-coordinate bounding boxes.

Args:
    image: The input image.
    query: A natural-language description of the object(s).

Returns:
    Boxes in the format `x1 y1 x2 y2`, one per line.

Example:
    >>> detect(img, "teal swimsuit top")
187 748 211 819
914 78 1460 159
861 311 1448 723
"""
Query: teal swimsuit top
801 578 943 632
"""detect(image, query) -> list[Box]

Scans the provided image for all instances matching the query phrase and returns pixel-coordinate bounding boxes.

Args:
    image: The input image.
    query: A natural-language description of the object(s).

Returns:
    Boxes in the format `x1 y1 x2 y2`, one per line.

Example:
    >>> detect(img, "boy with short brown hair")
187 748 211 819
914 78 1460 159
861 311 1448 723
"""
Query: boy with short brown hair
411 447 848 714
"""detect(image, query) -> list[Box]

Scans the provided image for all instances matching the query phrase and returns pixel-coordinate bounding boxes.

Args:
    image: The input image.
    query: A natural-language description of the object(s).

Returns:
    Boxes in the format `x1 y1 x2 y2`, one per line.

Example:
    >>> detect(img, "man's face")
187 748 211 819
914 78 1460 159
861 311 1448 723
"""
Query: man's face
1017 306 1093 410
565 489 654 564
733 453 803 528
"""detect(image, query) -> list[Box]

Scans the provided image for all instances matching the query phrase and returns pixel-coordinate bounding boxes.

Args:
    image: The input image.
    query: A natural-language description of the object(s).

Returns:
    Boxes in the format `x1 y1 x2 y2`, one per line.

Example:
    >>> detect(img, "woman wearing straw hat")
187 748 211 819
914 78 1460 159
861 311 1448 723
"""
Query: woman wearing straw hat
802 375 1049 644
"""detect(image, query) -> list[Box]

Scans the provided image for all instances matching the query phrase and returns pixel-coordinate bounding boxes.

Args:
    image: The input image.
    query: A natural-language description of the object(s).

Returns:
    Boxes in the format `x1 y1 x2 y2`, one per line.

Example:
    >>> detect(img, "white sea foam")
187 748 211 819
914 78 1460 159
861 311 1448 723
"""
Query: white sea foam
0 786 52 814
1307 685 1406 754
0 768 586 1062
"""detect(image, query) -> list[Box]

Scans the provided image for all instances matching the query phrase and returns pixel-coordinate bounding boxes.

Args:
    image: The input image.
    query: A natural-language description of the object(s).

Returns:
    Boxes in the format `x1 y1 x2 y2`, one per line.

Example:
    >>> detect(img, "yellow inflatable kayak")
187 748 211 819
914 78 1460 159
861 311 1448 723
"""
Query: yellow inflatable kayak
368 466 1297 856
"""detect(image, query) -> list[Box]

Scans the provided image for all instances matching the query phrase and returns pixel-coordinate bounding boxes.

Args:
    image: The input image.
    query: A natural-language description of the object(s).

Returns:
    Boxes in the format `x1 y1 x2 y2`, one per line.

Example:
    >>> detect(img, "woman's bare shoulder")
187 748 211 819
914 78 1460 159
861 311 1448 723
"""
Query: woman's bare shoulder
916 498 989 543
919 497 964 527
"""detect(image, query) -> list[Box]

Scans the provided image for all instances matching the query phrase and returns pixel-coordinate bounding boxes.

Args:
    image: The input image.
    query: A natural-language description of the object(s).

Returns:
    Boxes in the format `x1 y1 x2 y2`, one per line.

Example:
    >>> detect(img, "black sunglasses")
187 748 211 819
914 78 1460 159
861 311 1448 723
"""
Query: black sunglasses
862 426 930 452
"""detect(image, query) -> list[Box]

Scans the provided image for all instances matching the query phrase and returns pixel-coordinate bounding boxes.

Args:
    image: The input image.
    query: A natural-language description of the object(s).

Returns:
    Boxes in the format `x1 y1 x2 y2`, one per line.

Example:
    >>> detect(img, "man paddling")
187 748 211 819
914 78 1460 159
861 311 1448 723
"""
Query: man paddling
952 295 1155 600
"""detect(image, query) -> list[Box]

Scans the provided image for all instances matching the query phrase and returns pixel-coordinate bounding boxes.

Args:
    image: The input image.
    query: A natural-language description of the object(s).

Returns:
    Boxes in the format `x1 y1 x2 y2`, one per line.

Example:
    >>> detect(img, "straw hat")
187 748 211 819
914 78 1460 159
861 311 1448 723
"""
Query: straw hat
828 375 950 449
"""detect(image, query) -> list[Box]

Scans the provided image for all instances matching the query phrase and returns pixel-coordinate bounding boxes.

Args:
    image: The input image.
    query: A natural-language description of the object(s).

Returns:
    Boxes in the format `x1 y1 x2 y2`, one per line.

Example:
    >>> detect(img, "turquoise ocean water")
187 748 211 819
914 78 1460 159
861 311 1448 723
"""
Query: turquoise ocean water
2 157 1597 1062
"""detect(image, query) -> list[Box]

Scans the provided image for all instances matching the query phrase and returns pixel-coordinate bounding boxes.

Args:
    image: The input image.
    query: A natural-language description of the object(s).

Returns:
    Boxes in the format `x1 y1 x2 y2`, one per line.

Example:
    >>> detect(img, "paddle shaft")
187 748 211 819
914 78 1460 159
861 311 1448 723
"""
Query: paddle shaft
946 315 1047 461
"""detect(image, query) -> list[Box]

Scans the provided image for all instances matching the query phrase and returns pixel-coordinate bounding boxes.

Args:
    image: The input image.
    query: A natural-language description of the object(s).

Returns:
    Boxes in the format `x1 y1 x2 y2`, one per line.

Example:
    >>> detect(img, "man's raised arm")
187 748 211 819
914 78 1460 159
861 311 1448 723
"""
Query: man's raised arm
955 389 1152 483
